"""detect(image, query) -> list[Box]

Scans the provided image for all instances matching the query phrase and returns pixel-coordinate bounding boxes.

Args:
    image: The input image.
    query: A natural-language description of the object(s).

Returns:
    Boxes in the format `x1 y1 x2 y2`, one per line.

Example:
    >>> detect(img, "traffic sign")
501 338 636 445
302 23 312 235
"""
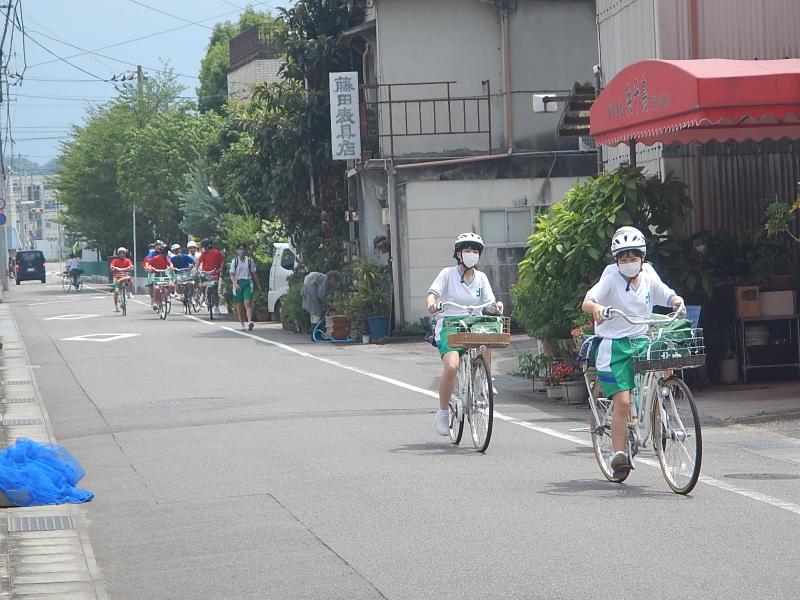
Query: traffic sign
0 197 6 209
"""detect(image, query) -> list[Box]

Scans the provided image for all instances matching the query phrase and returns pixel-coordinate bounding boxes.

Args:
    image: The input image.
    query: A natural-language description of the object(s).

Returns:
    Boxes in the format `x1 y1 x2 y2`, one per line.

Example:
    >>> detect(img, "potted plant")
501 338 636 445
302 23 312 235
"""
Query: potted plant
518 352 552 392
559 362 588 404
346 261 392 340
545 361 567 400
252 290 270 322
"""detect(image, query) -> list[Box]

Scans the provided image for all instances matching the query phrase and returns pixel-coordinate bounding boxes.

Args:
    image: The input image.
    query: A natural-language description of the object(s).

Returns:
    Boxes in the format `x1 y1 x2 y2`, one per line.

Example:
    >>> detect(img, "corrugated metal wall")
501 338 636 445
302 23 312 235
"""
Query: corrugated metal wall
597 0 658 80
666 141 800 237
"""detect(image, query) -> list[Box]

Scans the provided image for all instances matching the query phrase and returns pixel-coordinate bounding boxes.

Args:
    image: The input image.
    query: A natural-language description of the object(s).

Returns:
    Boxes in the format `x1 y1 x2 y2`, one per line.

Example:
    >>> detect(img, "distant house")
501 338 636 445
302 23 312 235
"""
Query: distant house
227 25 284 101
340 0 599 325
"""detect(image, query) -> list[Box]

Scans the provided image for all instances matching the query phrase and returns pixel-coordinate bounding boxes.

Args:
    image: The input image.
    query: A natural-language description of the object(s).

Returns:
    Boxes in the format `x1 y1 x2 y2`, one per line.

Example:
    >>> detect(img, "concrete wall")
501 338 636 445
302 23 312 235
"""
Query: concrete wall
373 0 597 157
227 59 284 100
398 175 581 324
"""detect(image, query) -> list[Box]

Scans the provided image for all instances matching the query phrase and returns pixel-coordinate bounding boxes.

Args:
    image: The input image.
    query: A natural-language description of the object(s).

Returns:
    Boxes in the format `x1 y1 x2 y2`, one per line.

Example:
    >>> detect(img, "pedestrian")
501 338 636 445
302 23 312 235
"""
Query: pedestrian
229 243 263 331
301 270 342 326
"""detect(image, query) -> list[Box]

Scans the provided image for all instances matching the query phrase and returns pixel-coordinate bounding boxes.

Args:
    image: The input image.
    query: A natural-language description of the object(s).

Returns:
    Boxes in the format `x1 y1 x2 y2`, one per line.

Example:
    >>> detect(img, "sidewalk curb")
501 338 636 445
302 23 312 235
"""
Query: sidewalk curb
0 303 108 600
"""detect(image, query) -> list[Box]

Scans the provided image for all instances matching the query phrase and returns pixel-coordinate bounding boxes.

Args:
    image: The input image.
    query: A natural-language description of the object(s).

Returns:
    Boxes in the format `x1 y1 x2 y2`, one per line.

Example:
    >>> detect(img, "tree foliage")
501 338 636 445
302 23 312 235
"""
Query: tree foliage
54 70 186 256
117 108 221 245
178 159 223 239
512 166 693 341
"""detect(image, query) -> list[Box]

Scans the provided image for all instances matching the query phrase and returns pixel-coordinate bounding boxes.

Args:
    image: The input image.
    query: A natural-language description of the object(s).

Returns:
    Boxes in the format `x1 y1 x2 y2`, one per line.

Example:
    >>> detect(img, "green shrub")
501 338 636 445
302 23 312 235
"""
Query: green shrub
281 273 311 333
512 165 692 342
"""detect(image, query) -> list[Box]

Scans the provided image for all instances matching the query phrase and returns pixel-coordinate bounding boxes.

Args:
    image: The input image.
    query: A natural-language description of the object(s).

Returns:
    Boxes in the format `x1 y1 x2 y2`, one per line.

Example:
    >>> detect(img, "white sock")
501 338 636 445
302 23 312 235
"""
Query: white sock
437 409 448 416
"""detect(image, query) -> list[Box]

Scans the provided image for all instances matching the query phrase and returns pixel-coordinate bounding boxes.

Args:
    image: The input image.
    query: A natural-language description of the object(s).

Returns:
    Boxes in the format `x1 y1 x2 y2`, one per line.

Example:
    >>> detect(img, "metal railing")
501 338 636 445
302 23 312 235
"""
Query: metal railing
360 80 493 158
229 25 282 71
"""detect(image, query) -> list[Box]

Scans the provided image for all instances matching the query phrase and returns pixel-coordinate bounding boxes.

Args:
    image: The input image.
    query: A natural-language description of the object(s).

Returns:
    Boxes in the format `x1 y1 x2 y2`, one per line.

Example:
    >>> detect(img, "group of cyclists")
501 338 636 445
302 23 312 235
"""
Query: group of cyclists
107 238 263 330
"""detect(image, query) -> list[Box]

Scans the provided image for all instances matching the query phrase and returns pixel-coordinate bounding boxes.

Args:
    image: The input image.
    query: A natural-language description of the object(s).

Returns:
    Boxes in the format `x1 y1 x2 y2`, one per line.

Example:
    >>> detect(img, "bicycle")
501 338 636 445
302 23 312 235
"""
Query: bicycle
61 269 83 292
150 268 173 320
111 265 133 316
580 307 704 494
437 300 509 453
174 267 195 315
198 270 219 320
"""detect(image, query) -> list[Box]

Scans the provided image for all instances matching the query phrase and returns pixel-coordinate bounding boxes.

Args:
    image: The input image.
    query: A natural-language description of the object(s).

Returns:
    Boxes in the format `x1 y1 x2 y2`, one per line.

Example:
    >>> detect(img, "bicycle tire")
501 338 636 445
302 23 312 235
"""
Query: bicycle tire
75 279 83 292
120 288 127 317
448 363 465 444
588 394 628 483
653 376 702 495
61 276 70 293
208 287 216 320
469 356 493 452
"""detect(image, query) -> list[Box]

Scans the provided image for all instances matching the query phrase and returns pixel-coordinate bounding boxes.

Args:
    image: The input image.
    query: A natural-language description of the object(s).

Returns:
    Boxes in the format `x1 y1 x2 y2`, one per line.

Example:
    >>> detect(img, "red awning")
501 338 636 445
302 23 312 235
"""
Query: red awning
590 59 800 146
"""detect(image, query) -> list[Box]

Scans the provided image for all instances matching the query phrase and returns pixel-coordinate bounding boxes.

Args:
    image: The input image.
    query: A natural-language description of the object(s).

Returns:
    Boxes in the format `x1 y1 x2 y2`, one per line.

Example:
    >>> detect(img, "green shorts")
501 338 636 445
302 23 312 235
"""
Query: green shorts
592 337 648 397
233 279 253 303
436 317 466 358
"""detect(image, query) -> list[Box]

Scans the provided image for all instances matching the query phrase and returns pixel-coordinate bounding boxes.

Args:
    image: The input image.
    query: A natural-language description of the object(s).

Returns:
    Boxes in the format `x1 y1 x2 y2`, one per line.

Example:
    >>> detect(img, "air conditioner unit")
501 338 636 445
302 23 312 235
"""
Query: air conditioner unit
579 136 597 152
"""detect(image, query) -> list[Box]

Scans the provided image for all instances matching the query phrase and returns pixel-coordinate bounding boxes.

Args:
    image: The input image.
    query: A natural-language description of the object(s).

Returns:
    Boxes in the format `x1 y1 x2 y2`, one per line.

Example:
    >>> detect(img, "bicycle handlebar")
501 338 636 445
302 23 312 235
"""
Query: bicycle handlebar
436 300 498 314
602 304 686 325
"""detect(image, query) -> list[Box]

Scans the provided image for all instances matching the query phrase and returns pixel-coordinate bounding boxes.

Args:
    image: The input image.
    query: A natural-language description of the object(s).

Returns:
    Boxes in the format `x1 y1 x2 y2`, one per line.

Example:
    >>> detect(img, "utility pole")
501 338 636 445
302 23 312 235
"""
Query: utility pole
0 44 9 293
130 65 144 293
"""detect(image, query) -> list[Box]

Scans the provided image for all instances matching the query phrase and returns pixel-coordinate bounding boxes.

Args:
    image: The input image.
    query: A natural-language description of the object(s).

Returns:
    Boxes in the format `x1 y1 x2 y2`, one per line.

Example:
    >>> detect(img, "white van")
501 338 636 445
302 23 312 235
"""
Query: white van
268 243 297 320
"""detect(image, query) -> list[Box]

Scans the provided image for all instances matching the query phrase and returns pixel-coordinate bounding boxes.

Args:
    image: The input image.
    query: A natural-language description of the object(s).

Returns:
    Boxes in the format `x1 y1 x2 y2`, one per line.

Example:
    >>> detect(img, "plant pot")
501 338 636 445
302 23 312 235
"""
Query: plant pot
367 315 390 339
562 381 589 404
546 385 564 400
255 309 270 322
719 357 739 384
533 378 547 392
362 334 371 344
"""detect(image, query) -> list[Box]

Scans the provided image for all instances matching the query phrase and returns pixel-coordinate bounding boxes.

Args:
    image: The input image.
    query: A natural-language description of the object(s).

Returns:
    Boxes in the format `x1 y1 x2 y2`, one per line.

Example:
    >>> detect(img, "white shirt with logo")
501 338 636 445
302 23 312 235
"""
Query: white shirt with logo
585 262 676 338
428 266 496 339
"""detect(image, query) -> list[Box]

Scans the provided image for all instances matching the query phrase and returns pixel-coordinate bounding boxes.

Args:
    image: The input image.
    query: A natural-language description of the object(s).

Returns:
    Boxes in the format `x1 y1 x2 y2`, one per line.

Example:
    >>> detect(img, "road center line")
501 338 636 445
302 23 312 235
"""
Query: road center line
182 314 800 517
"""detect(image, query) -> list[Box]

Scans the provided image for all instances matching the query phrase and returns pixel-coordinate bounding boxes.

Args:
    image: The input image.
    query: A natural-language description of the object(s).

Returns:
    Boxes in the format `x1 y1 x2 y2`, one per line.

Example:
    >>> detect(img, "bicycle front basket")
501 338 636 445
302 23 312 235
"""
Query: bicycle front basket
445 316 511 348
633 326 706 373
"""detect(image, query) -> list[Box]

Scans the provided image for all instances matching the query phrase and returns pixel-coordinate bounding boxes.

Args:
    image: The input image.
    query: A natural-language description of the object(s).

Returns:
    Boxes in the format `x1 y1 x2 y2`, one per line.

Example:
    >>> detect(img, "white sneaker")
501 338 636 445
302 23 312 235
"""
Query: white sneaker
114 306 119 313
213 306 221 315
436 409 449 436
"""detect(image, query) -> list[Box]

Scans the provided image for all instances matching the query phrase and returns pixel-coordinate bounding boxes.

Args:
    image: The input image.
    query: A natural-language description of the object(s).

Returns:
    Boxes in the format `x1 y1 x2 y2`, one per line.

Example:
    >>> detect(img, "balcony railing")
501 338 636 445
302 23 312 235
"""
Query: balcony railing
360 80 492 158
229 25 282 71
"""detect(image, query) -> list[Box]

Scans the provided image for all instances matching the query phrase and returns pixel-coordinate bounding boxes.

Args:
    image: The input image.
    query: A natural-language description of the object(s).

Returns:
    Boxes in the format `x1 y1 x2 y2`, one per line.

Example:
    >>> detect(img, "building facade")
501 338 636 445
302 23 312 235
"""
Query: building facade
227 25 284 101
344 0 599 325
6 173 64 260
596 0 800 237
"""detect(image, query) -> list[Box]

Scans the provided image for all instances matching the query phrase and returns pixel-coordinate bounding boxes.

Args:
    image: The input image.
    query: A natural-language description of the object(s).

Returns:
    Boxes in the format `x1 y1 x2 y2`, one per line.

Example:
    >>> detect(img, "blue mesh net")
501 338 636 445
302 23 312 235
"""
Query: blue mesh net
0 438 94 506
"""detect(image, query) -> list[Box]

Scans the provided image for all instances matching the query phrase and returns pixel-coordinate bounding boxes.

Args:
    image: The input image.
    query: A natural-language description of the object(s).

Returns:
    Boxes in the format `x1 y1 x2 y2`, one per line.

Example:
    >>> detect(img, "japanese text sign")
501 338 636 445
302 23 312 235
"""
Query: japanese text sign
329 71 361 161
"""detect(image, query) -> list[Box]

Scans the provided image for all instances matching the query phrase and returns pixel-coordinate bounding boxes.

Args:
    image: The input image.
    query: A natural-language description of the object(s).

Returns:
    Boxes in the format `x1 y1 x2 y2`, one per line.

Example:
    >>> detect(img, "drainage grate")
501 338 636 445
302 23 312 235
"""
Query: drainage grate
8 515 76 533
2 418 42 426
0 397 35 404
1 380 31 386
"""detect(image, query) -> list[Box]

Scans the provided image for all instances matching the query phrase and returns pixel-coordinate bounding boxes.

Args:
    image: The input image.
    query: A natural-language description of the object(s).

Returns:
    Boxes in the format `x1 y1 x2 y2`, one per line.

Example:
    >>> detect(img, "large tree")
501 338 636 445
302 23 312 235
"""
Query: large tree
117 108 221 245
55 71 185 256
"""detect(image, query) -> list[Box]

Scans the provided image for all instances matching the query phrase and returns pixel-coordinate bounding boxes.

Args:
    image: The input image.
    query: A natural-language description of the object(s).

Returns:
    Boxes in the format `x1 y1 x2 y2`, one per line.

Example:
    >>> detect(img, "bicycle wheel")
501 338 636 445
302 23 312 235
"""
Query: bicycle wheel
183 287 192 314
120 288 127 317
448 362 465 444
61 276 70 292
653 376 702 495
208 287 216 320
75 279 83 292
589 393 628 483
469 355 493 452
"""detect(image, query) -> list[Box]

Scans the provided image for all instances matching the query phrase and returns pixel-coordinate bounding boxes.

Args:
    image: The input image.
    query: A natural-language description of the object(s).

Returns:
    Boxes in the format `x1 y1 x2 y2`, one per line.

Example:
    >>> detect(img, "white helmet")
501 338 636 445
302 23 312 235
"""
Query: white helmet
453 232 485 253
187 241 198 249
610 226 647 257
170 243 181 251
116 247 127 255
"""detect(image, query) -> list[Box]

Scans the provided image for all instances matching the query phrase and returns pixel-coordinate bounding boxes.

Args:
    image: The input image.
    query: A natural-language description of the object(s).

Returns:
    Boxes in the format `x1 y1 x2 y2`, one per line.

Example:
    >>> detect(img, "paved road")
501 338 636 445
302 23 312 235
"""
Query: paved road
7 279 800 599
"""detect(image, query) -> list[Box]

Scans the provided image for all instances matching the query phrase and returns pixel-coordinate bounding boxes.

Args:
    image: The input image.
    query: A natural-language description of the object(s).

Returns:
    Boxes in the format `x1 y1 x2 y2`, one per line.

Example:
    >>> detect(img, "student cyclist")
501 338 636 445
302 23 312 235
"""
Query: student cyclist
195 238 224 316
426 233 503 437
109 247 133 312
581 226 684 479
170 243 195 299
65 254 82 287
229 243 263 331
145 244 173 310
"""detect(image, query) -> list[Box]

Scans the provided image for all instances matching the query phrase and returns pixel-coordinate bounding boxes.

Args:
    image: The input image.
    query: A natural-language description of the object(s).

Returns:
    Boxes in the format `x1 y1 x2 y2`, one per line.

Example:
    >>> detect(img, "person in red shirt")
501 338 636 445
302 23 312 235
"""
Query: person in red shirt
109 247 133 313
145 244 173 311
195 238 224 315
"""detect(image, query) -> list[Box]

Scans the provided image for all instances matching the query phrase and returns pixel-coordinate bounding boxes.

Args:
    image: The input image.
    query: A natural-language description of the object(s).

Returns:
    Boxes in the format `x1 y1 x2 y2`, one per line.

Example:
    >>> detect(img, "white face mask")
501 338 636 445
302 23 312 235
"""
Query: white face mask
462 252 479 269
618 260 642 278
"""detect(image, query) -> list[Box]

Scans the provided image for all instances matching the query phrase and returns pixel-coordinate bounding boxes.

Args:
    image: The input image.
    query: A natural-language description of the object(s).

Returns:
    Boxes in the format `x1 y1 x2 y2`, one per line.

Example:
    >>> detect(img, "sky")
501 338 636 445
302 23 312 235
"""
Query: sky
3 0 295 165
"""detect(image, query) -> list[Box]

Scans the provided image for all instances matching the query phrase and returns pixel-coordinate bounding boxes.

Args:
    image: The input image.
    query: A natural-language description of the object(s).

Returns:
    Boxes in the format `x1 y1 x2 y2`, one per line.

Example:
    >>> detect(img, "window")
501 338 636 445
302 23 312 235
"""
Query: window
480 209 533 246
280 248 296 271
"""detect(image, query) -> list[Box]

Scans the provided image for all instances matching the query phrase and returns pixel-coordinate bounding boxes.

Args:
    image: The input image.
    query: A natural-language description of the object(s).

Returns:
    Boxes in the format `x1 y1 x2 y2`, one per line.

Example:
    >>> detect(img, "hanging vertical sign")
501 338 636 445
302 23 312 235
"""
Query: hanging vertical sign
329 71 361 161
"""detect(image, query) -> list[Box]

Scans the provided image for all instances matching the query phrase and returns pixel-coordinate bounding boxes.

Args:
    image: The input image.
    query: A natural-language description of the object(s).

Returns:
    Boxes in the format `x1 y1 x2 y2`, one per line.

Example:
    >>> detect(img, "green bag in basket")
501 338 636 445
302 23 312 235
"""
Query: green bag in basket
641 317 694 361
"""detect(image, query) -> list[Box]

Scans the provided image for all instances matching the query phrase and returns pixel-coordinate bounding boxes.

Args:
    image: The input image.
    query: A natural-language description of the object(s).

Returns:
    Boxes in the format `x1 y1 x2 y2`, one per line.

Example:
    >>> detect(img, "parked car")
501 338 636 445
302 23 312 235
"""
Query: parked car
15 250 46 284
268 243 296 320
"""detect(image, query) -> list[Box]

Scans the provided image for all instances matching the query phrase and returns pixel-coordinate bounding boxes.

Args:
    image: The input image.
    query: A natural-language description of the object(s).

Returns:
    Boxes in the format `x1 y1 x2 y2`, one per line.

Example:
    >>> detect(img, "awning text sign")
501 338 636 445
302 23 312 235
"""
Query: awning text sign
330 71 361 161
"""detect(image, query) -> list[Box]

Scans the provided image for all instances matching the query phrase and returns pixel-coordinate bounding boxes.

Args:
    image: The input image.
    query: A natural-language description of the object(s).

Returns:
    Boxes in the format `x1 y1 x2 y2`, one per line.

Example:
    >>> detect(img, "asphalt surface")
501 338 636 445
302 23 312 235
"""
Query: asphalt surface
7 278 800 599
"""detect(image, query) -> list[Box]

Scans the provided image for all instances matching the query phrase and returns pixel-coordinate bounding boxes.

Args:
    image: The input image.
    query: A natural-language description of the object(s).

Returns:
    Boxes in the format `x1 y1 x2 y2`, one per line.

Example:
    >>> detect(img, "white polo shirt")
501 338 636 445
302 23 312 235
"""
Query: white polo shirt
428 266 496 339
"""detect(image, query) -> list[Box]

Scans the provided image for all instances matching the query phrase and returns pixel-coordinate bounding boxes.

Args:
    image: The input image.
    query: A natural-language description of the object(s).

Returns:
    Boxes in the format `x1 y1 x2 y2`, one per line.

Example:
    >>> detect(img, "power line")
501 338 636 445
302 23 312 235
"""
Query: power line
126 0 214 30
21 30 108 81
27 1 279 69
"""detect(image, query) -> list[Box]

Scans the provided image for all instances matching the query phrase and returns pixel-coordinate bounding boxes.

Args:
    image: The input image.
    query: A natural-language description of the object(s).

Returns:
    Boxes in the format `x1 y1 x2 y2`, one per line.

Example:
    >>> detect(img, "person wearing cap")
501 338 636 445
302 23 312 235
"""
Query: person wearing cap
186 241 201 266
143 242 158 304
109 247 133 312
301 270 342 327
170 243 196 301
582 226 684 480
